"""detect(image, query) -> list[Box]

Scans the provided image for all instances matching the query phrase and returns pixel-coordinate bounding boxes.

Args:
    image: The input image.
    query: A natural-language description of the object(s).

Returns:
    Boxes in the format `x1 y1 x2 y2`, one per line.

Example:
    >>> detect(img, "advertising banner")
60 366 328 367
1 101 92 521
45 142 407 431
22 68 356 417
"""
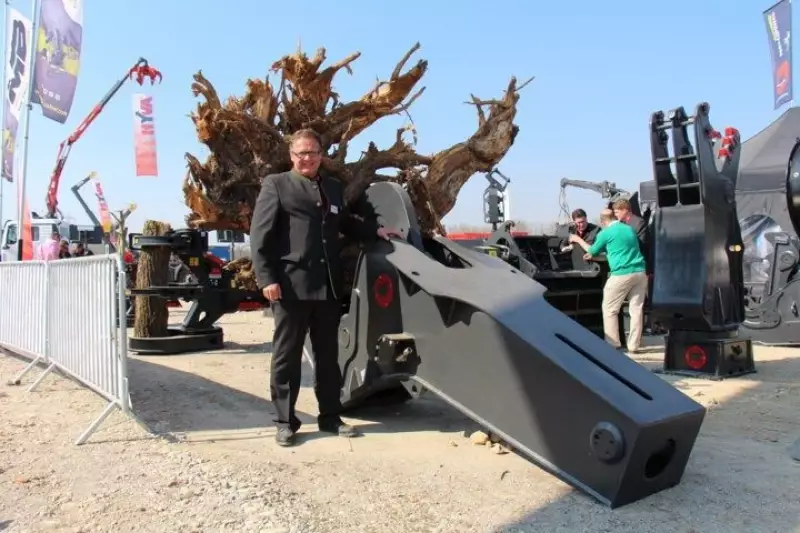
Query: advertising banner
764 0 793 109
132 93 158 176
31 0 84 123
1 8 33 182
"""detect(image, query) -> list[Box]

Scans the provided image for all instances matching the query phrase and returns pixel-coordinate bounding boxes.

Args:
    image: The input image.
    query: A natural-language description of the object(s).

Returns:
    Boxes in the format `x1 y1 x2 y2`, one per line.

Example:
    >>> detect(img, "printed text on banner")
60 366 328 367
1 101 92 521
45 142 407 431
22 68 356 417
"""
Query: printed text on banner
764 0 793 110
31 0 84 124
1 9 33 182
132 93 158 177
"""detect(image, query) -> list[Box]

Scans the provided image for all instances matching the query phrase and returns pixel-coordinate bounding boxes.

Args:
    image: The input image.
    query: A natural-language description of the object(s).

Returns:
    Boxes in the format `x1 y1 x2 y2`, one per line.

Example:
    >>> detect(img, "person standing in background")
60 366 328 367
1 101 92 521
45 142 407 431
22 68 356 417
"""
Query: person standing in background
569 209 648 353
612 199 647 255
37 232 60 261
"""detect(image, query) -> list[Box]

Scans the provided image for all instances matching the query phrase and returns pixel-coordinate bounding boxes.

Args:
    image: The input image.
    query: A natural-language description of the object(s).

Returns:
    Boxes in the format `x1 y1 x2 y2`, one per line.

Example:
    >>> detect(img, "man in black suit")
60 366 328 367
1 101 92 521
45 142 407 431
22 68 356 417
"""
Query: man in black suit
250 128 400 447
612 199 647 254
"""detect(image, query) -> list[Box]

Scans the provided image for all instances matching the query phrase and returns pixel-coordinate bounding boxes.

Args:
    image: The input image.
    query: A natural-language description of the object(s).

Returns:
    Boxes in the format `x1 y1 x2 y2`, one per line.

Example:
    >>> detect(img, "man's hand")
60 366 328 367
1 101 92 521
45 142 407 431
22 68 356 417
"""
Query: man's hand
262 283 281 302
583 252 593 261
377 227 403 240
568 234 582 244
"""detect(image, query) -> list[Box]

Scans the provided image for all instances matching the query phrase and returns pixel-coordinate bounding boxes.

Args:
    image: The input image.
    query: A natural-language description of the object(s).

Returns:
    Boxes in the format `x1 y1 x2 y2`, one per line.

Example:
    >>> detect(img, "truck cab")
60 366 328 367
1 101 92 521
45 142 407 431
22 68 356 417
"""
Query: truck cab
0 218 106 261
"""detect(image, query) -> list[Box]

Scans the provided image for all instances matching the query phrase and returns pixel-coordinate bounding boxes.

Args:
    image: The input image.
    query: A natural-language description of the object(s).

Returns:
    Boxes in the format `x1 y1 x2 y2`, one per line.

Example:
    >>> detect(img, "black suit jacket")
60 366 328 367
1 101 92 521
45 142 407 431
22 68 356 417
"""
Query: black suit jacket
249 170 378 301
624 214 648 247
566 222 600 245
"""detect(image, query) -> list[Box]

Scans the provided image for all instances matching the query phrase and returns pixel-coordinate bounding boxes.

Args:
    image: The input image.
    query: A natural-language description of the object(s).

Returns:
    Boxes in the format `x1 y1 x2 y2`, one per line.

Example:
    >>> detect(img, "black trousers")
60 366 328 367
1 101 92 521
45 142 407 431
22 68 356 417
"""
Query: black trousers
270 299 343 430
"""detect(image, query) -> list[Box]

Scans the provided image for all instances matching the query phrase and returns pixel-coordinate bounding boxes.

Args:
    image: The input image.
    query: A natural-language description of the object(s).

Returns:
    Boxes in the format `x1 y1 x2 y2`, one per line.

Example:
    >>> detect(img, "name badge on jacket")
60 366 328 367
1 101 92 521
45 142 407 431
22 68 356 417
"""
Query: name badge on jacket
330 205 339 214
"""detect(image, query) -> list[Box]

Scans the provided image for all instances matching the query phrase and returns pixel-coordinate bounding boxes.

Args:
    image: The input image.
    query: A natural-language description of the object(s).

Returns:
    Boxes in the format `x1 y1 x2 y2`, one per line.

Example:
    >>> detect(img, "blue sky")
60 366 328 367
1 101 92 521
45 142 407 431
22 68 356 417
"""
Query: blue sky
1 0 793 234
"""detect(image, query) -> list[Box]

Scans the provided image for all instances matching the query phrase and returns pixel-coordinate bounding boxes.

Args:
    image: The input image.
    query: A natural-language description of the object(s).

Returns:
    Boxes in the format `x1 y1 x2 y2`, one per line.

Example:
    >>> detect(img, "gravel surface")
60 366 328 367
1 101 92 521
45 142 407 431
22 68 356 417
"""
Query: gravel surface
1 308 799 532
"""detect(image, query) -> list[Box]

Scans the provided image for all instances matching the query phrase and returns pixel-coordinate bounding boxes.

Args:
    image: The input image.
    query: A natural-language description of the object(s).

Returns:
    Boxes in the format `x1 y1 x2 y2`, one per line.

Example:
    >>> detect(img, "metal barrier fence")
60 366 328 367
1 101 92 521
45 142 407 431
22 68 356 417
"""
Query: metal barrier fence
0 254 130 444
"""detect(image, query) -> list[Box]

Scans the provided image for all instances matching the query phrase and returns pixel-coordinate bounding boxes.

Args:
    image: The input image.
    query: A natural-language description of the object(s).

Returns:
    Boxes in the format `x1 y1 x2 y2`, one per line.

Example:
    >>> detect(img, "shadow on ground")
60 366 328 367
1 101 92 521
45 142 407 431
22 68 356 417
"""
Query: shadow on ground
128 357 300 436
494 356 800 533
127 355 470 442
222 340 272 353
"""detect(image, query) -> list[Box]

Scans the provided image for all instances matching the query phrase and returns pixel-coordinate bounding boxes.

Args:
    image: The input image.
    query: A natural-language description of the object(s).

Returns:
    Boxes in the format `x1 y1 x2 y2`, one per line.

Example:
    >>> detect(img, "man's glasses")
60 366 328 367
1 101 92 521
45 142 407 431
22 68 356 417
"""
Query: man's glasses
291 150 321 159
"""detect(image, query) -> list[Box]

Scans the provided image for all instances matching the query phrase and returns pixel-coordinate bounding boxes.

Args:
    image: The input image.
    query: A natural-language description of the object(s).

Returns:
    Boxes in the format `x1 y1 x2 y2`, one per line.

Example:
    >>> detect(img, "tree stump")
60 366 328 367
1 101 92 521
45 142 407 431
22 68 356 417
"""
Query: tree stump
179 43 533 290
133 220 172 337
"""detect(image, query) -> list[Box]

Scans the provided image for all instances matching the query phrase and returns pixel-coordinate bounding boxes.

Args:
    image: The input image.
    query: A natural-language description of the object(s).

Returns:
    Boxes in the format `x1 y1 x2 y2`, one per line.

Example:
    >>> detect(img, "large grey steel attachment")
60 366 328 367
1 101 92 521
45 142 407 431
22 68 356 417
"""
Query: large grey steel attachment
306 181 707 508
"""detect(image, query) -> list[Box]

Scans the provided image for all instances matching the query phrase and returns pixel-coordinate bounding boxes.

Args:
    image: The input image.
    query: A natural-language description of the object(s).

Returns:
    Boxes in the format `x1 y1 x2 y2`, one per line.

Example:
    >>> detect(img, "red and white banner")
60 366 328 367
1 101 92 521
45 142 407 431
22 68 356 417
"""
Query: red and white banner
132 93 158 176
89 172 112 234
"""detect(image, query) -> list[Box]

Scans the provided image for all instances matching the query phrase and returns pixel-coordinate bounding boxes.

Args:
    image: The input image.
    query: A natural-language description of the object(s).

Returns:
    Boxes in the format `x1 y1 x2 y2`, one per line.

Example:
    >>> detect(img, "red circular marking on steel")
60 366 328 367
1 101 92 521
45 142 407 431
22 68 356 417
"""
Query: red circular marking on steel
373 274 394 308
684 345 707 370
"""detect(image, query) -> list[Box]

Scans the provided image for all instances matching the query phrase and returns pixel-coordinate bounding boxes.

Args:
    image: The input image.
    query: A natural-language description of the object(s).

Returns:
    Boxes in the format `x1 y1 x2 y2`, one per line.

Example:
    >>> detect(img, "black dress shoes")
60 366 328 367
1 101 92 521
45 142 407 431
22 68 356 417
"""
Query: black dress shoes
318 418 361 438
275 427 296 447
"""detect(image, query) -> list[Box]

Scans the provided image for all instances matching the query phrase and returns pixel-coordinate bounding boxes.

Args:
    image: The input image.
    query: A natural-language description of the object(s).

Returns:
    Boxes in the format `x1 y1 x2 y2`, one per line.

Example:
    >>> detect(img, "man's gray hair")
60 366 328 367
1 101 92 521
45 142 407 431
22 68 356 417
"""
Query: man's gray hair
289 128 322 148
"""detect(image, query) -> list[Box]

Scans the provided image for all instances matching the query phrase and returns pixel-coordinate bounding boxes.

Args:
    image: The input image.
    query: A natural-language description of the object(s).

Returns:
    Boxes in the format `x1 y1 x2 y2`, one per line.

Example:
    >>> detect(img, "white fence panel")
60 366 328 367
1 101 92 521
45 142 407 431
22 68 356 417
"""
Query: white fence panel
0 260 48 361
48 255 123 403
0 254 130 444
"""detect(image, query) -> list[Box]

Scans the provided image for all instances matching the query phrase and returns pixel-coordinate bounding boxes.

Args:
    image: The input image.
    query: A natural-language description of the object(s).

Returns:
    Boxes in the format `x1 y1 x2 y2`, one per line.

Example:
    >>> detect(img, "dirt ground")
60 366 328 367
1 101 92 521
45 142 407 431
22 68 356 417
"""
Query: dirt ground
1 307 800 533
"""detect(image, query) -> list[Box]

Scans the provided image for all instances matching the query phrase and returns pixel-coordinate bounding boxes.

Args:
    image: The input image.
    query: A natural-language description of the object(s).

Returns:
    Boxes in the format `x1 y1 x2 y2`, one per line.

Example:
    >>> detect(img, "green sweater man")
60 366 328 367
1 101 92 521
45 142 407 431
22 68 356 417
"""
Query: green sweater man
568 209 648 353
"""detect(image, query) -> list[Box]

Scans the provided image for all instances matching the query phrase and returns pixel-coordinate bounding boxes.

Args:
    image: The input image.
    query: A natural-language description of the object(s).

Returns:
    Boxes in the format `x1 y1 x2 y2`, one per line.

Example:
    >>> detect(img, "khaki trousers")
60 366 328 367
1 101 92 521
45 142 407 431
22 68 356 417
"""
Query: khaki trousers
601 271 648 351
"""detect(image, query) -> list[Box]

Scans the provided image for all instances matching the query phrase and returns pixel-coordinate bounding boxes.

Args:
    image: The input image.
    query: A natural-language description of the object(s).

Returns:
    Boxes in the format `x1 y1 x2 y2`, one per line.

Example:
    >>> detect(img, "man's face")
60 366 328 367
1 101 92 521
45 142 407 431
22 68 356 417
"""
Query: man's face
573 216 588 232
613 207 629 221
290 137 322 178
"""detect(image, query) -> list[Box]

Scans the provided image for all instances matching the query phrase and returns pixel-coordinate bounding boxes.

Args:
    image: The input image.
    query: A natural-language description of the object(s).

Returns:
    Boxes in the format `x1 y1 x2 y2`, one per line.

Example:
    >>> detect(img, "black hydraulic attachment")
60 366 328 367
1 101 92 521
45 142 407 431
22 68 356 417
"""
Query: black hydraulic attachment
127 229 266 354
333 181 706 508
647 102 755 379
739 137 800 345
463 222 615 340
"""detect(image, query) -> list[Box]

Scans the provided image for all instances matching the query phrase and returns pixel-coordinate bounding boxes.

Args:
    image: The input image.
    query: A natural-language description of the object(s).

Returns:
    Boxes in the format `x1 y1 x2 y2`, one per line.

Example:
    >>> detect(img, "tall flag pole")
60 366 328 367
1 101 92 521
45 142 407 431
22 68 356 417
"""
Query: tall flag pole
0 0 10 230
764 0 794 109
11 0 35 260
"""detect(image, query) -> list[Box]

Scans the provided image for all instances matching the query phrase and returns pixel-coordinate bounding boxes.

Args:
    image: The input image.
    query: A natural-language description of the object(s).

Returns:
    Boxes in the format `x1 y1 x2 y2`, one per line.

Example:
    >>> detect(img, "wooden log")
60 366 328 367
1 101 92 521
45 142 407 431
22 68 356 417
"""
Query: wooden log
133 220 172 337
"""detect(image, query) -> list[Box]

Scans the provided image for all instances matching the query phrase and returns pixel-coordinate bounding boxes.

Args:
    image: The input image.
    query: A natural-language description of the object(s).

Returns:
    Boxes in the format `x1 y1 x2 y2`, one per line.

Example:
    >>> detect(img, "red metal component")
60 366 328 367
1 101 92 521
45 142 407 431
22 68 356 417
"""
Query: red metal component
447 231 529 240
44 57 163 218
237 301 264 312
130 64 162 85
724 127 739 138
373 273 395 308
683 345 707 370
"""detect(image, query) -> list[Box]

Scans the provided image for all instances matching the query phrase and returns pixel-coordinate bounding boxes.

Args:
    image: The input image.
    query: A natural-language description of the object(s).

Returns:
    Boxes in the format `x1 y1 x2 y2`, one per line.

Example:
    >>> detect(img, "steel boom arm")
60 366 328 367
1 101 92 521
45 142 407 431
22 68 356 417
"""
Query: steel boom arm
44 57 162 218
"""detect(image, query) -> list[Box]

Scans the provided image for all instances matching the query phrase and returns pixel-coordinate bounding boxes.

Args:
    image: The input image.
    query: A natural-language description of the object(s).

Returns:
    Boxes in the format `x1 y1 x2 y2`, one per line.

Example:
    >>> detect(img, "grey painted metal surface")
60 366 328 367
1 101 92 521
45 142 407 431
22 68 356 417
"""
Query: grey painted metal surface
336 181 707 508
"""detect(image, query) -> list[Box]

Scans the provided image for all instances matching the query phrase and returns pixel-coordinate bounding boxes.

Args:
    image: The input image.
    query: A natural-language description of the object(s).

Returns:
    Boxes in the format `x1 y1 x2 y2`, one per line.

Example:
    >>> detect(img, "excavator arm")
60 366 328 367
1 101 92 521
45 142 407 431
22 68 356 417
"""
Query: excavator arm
44 58 162 219
71 175 102 228
558 178 632 222
559 178 629 200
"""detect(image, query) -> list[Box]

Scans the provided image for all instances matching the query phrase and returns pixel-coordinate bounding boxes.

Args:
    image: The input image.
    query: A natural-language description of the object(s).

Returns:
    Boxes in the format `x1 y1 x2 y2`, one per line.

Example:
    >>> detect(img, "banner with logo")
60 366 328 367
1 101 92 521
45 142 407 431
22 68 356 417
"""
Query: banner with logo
132 93 159 176
1 8 33 182
764 0 793 109
89 172 113 233
31 0 83 124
